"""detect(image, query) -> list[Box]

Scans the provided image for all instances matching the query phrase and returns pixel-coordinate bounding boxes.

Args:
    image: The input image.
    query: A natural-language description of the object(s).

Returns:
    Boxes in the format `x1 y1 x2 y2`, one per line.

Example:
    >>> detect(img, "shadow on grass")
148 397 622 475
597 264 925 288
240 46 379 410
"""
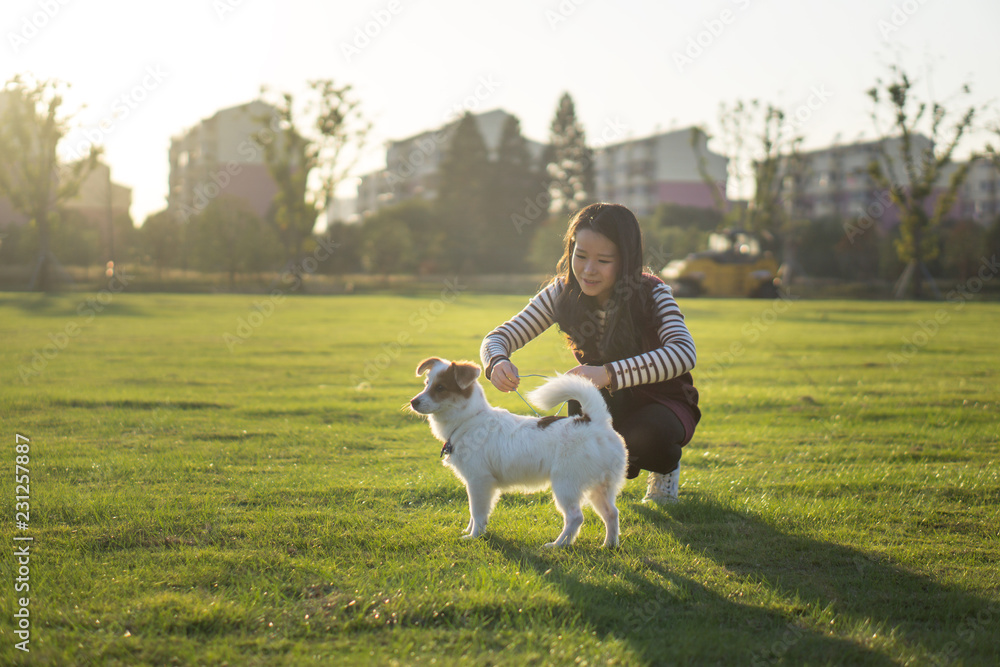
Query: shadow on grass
643 494 1000 663
0 293 148 317
483 494 997 665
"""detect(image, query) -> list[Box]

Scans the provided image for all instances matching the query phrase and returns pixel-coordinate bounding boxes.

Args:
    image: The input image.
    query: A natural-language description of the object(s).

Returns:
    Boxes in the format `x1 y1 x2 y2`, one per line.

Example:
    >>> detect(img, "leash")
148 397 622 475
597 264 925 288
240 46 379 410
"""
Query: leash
511 373 566 417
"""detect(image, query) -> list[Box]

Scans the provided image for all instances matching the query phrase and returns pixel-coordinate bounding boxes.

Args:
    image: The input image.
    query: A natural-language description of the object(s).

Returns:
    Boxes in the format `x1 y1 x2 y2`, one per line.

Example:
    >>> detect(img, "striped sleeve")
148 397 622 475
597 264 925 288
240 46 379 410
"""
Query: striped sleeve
604 282 697 391
480 281 562 379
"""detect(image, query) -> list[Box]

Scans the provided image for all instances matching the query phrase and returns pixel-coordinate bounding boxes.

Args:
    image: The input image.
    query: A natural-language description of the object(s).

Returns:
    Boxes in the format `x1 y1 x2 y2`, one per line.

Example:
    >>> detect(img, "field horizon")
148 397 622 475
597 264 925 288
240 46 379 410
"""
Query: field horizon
1 291 998 665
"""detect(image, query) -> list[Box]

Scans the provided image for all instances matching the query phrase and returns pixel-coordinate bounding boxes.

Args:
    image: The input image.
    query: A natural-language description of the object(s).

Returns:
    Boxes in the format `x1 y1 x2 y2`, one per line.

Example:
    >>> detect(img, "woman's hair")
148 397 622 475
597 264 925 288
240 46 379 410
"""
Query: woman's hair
551 203 652 363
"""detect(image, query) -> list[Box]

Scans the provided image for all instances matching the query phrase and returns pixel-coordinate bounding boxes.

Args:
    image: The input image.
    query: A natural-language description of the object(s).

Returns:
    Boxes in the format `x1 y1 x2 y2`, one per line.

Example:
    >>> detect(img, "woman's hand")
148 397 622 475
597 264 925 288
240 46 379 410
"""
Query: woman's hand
491 360 520 392
566 364 611 389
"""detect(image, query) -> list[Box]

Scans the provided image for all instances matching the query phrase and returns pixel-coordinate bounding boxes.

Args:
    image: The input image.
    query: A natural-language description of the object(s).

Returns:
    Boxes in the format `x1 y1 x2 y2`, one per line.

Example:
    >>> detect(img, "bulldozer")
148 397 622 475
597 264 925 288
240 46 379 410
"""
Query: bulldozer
661 229 779 298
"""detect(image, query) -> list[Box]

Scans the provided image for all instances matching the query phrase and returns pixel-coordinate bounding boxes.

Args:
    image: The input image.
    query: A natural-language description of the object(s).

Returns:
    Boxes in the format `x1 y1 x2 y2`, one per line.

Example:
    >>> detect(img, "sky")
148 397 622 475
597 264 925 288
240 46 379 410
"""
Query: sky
3 0 999 226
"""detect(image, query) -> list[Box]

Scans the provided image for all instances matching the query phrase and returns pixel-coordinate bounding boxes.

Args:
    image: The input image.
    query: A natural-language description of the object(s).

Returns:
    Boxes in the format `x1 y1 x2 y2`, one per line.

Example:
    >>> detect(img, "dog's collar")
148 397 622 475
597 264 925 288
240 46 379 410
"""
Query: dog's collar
440 440 453 458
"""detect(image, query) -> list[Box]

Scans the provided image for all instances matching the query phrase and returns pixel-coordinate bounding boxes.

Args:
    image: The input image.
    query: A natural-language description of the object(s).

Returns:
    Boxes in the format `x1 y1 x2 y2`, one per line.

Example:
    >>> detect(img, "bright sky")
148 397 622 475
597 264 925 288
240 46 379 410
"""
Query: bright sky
4 0 999 226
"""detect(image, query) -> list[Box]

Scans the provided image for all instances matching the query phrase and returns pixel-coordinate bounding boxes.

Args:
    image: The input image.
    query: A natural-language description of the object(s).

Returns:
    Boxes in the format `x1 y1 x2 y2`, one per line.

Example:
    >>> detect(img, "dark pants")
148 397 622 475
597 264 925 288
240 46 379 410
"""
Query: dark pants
569 388 687 479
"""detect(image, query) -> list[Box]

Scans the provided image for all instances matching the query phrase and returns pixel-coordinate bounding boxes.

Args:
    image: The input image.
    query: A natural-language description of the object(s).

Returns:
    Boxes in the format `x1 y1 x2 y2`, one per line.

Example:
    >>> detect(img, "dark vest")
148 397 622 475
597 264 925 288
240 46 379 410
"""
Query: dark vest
560 274 701 425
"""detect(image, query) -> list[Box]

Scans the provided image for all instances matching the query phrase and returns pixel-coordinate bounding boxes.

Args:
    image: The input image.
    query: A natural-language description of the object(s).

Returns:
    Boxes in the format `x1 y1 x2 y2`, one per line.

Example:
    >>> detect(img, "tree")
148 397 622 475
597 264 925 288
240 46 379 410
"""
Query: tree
486 114 548 272
985 122 1000 171
866 65 978 299
644 203 725 270
0 75 100 291
546 93 594 217
258 80 370 280
188 196 281 287
360 211 416 276
140 209 184 280
942 220 985 281
691 100 806 282
435 112 492 273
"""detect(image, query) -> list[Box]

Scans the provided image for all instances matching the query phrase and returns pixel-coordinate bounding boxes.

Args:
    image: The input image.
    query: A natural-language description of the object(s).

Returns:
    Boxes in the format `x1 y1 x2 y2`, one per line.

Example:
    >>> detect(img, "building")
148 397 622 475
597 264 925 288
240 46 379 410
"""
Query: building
955 157 1000 224
0 161 130 230
594 127 728 218
778 135 999 228
168 100 280 222
62 161 132 226
355 109 546 218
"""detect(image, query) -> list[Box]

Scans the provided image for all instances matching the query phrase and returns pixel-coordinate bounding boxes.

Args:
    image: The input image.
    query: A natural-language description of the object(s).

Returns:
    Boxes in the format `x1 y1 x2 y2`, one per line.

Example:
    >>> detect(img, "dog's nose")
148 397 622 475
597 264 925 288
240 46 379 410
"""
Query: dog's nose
410 398 420 409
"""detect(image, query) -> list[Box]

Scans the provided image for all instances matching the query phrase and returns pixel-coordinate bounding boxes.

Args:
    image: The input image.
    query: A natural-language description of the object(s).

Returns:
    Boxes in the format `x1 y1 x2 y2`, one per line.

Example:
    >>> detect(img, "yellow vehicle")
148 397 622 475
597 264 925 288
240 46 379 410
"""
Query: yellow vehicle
661 230 779 298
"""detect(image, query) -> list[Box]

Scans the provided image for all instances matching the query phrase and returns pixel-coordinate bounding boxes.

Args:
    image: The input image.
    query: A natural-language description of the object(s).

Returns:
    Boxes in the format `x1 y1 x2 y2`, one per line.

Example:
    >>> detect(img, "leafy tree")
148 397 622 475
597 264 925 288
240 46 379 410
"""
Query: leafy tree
644 204 726 271
0 75 100 290
486 114 547 272
49 208 101 268
435 112 491 273
866 65 978 298
942 220 985 281
320 221 363 275
140 209 184 280
258 80 370 279
691 100 806 281
357 200 439 275
188 197 281 287
547 93 594 217
360 212 416 276
985 122 1000 171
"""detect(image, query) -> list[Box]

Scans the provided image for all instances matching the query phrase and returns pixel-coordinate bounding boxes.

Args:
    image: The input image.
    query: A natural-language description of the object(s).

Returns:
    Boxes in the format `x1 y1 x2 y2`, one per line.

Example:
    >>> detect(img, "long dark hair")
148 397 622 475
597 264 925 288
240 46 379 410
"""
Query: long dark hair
551 203 652 364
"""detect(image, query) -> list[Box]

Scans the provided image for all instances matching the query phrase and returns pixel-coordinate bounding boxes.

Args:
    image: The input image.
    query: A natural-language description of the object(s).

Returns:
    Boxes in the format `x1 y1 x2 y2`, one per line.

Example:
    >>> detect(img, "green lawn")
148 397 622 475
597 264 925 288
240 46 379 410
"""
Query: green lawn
1 290 998 665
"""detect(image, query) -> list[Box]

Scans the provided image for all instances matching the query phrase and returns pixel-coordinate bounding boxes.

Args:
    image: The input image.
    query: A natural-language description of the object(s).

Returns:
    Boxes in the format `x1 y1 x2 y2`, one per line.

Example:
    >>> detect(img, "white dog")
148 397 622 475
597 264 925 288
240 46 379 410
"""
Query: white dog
409 357 627 548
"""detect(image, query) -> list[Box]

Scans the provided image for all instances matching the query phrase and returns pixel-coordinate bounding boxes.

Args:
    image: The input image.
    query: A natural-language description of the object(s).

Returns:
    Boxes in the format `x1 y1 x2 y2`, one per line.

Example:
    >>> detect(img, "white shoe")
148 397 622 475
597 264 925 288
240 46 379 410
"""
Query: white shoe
642 466 679 505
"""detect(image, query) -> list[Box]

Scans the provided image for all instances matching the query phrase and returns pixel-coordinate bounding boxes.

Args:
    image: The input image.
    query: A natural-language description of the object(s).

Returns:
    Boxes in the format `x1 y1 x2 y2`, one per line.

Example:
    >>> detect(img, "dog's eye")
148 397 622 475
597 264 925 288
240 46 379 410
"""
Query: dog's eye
434 384 446 392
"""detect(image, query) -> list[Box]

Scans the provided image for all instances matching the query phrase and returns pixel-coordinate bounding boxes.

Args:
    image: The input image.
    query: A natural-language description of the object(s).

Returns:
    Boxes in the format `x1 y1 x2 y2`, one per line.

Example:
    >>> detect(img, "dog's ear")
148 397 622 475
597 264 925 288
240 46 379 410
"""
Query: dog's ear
452 361 481 390
416 357 446 377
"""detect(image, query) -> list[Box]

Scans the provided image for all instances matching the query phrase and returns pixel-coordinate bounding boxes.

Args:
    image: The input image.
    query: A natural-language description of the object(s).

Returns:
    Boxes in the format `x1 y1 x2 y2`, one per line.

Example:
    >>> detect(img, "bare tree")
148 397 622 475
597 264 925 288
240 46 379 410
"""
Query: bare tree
257 80 370 280
691 100 806 282
866 65 978 299
0 75 100 291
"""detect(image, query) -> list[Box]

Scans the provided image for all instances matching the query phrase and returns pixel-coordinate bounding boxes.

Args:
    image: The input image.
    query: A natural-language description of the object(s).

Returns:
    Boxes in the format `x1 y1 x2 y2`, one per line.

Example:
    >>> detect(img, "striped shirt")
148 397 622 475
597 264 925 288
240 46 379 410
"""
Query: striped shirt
480 279 697 392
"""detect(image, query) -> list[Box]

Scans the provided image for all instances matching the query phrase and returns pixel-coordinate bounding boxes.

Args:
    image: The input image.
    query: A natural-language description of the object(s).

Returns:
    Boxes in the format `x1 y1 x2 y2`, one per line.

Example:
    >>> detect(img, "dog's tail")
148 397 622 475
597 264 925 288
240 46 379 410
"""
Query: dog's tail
527 374 612 425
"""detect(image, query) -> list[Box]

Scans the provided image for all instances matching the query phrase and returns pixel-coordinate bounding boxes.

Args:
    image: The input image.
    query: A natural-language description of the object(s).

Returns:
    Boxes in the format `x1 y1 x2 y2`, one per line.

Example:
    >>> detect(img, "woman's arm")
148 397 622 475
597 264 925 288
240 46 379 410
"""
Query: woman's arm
602 282 697 391
480 280 562 385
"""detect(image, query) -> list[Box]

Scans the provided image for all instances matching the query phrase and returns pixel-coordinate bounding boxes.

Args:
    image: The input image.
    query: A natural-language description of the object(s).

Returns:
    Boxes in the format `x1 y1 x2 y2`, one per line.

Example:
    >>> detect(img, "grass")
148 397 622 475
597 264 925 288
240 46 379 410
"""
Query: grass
0 289 998 666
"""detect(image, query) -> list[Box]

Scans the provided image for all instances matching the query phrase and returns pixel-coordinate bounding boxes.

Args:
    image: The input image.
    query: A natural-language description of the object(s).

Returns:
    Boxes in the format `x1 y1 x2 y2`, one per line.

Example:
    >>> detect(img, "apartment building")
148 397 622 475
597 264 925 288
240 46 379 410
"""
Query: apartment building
168 100 280 222
779 135 1000 227
956 157 1000 223
356 109 546 218
594 127 728 218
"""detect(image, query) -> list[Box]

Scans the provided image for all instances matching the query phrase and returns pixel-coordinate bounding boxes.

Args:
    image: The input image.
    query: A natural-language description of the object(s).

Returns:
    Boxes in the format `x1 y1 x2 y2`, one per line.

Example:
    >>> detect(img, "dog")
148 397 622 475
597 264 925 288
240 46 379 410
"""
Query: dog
409 357 627 548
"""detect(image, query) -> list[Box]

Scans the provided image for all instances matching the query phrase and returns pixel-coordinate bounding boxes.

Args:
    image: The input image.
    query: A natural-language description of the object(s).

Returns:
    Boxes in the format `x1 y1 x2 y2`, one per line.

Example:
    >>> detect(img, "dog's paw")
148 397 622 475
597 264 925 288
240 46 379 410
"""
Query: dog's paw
461 533 481 540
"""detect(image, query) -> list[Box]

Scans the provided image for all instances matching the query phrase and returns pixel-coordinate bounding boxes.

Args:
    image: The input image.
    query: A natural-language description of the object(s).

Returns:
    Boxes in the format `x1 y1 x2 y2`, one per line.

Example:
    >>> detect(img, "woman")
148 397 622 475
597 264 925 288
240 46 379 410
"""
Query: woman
480 203 700 504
